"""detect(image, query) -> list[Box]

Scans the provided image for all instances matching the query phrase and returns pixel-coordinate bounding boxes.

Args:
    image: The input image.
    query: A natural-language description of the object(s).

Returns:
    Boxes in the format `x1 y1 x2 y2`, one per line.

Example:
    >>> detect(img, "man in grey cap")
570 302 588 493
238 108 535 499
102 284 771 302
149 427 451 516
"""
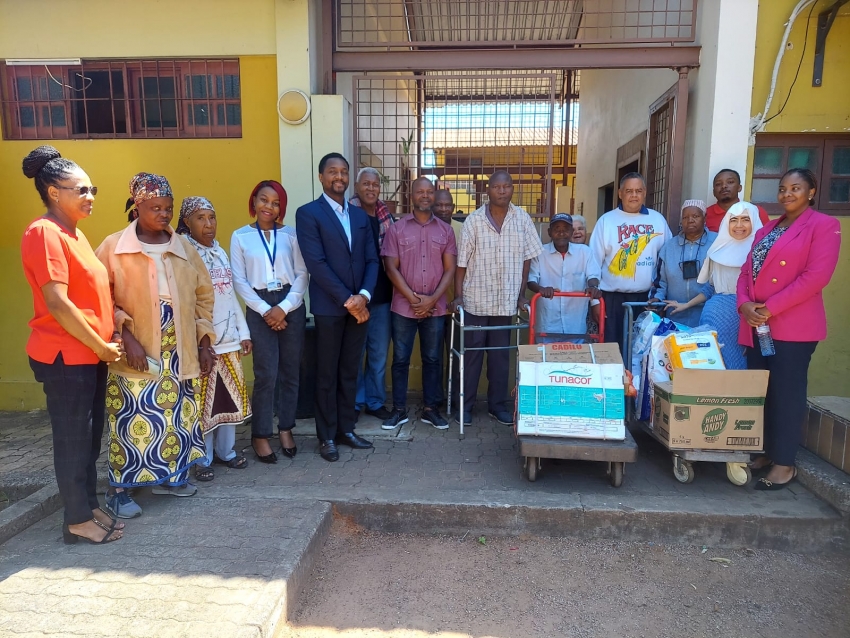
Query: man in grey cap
527 213 602 343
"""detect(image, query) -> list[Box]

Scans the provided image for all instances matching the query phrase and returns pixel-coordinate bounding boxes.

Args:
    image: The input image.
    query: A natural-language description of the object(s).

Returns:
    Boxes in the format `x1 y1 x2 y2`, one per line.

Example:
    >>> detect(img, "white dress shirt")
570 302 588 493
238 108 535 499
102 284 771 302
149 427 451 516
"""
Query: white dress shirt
529 242 602 335
321 192 372 302
230 224 309 316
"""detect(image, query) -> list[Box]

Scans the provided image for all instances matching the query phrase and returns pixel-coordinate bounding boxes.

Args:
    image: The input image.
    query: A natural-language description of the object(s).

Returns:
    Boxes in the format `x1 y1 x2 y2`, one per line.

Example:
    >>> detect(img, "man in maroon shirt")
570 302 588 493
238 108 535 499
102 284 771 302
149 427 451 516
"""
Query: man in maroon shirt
705 168 770 232
381 177 457 430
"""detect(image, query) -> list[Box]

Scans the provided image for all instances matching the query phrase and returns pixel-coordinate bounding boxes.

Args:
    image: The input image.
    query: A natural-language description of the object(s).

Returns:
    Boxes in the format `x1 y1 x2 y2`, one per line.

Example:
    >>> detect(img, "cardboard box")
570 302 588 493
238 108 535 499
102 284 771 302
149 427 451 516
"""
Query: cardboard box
652 369 769 452
516 343 626 440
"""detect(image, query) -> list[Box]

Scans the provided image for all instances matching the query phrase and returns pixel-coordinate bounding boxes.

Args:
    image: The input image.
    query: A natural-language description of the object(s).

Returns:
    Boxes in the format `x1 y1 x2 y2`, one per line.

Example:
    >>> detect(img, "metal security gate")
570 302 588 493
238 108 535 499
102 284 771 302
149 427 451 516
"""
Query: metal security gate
353 71 570 219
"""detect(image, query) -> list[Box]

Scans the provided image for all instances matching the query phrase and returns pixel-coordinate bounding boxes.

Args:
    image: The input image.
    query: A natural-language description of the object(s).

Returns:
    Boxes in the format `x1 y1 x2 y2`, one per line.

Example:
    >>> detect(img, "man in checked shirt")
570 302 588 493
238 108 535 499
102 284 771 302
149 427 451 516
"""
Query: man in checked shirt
449 171 544 426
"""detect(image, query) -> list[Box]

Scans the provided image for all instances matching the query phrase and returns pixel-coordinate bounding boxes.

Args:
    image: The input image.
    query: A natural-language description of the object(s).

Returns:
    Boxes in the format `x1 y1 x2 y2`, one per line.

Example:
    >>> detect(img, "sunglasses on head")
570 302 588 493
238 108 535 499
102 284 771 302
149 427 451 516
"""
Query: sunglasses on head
57 185 98 197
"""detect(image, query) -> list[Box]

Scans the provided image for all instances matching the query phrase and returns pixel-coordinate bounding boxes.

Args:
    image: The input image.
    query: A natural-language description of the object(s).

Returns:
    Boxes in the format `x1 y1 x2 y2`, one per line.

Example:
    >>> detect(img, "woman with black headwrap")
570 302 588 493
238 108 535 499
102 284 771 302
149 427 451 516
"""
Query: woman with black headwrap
96 173 215 518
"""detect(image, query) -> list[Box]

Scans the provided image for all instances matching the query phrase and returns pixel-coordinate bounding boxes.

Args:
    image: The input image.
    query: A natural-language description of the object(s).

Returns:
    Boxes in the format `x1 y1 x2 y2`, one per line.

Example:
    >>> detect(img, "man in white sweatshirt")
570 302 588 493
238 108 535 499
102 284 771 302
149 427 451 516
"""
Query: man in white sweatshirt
589 172 672 349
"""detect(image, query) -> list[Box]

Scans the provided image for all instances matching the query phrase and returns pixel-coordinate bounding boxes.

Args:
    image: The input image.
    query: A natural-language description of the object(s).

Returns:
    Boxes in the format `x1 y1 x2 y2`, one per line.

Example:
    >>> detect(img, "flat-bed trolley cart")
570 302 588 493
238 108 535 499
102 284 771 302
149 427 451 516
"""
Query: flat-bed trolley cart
621 302 753 486
518 293 638 486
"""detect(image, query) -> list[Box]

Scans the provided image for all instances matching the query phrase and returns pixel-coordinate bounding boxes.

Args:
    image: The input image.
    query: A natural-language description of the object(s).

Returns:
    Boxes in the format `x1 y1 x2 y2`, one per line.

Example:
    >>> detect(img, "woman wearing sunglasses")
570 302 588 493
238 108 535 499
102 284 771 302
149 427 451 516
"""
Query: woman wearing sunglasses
21 145 124 544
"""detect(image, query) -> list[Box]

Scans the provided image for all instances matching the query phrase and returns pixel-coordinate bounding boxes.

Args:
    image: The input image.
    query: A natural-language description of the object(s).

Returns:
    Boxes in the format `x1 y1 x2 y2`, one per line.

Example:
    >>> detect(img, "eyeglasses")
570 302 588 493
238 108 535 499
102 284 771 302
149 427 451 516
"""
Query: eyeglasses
57 186 98 197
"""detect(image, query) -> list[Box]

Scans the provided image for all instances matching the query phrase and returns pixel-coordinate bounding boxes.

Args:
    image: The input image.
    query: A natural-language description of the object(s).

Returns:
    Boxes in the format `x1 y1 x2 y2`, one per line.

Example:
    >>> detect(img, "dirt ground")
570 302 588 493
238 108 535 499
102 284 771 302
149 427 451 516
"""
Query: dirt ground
279 520 850 638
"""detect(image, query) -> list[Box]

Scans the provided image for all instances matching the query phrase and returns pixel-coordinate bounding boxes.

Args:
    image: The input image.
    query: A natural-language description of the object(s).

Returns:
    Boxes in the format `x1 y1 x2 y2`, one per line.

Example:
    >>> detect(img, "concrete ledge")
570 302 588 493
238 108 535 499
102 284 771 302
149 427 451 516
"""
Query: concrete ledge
797 447 850 515
248 501 332 635
333 494 848 554
0 483 59 546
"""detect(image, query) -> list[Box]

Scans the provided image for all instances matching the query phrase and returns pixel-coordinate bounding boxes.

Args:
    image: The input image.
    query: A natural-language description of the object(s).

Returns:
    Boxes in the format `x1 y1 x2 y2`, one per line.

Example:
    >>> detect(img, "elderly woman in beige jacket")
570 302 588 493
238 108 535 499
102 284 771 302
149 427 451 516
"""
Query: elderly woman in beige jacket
95 173 215 519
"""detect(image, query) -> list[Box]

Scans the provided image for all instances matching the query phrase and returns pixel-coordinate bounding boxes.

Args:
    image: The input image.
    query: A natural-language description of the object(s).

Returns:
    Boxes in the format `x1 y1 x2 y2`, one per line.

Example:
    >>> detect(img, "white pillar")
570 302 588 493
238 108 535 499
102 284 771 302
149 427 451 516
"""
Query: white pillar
684 0 759 202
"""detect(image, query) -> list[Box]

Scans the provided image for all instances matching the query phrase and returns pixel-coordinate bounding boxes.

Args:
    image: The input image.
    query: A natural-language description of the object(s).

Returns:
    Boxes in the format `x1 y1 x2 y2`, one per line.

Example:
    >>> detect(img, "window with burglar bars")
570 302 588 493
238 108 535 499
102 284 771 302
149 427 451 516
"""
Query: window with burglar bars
354 72 568 219
646 85 676 216
0 59 242 140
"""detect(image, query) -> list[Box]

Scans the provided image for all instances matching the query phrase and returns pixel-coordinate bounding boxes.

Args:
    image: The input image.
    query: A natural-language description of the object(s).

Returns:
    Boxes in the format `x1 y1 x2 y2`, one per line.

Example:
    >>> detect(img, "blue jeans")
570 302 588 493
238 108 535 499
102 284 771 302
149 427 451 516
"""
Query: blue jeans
391 313 444 410
356 303 391 411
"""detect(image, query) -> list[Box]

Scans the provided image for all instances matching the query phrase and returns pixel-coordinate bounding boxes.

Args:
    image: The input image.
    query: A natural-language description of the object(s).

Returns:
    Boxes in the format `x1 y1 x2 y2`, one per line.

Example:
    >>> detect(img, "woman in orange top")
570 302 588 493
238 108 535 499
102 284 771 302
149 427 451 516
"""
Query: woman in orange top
21 146 124 545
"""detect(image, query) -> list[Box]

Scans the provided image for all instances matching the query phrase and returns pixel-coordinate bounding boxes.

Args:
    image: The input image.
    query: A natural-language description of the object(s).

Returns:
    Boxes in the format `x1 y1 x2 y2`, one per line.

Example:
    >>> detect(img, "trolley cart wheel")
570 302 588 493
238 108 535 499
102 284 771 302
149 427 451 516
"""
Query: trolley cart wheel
526 457 538 482
726 462 752 486
608 462 624 488
673 456 695 484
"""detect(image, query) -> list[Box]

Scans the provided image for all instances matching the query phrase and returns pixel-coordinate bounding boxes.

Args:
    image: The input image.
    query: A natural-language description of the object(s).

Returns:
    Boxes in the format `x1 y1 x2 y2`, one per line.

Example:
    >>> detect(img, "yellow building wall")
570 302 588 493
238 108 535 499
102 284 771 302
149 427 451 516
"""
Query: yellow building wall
0 55 281 409
749 1 850 397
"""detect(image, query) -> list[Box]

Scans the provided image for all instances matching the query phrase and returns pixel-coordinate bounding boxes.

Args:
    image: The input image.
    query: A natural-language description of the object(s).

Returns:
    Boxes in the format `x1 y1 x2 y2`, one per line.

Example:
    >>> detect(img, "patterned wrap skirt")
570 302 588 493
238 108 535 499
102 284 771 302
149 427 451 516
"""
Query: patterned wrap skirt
199 350 252 433
699 293 747 370
105 301 206 487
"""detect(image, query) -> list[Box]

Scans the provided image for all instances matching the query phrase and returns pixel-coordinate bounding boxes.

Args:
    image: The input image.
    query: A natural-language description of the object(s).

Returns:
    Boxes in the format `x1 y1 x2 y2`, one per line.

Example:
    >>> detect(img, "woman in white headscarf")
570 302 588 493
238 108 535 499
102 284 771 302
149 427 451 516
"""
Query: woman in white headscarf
665 202 762 369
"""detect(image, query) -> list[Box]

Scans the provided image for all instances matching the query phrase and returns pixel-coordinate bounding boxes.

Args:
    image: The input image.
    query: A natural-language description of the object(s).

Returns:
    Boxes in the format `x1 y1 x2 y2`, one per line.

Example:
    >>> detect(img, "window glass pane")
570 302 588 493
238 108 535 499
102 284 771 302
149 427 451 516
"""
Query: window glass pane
18 105 35 127
51 105 67 127
192 104 210 125
751 178 780 203
829 178 850 204
47 75 64 100
832 147 850 175
41 106 50 126
754 147 783 175
187 75 209 99
15 77 33 101
787 147 818 172
226 103 241 125
216 74 240 98
140 77 177 128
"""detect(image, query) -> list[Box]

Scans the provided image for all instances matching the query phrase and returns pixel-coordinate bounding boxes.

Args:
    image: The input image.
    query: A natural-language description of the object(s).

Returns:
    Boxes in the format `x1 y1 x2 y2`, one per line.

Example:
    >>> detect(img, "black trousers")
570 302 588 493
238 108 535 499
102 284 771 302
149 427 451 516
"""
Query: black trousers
314 313 368 442
461 313 511 415
601 290 648 351
29 354 107 526
747 339 817 467
246 286 307 438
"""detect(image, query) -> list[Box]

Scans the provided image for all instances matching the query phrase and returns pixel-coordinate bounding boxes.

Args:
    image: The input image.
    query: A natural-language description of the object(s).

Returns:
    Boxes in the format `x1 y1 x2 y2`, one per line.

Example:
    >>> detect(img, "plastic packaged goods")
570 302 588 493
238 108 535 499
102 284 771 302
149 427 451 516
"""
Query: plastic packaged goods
664 331 726 370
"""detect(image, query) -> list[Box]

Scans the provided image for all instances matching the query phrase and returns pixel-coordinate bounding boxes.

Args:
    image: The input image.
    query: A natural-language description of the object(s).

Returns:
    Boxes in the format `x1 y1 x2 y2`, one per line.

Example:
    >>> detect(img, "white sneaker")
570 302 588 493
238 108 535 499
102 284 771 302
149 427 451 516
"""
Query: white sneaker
151 483 197 497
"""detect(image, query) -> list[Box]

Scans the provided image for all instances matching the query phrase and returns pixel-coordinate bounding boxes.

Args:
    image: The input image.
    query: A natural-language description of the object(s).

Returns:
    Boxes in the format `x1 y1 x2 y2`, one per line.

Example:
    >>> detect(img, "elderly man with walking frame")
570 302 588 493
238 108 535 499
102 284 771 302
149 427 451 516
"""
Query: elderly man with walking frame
450 171 543 427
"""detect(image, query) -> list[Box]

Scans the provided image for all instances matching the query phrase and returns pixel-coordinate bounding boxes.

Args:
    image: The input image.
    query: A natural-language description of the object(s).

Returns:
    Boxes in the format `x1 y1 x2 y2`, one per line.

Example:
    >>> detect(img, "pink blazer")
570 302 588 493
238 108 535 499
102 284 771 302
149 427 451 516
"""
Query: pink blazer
737 208 841 347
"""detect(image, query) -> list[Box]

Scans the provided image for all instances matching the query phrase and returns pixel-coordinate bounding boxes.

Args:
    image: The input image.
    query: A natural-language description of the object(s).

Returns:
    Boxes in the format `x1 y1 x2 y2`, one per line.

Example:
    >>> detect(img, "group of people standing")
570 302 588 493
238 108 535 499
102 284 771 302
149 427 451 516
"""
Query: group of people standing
572 168 840 491
19 141 841 544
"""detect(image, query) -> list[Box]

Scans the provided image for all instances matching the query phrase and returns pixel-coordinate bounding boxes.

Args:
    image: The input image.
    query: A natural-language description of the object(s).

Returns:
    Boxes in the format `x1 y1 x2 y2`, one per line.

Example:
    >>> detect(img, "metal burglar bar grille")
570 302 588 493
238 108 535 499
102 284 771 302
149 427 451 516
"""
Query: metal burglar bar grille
0 59 242 140
336 0 697 49
647 99 672 215
354 72 568 219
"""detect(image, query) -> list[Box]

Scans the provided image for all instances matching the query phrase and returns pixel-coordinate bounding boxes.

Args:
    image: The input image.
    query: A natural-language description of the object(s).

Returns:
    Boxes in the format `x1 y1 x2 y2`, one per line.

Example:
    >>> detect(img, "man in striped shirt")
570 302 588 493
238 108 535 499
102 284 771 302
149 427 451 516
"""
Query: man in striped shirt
450 171 543 426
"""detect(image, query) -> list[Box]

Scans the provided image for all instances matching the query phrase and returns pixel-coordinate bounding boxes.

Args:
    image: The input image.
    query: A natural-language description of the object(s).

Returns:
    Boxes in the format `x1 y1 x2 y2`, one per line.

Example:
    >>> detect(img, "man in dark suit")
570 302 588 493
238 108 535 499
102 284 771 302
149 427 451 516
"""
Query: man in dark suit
296 153 379 462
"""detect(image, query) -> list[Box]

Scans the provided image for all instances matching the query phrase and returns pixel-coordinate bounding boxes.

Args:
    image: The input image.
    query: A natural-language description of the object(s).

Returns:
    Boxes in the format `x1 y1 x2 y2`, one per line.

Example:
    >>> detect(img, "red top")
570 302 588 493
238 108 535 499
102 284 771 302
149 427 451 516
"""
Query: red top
381 214 457 318
705 203 770 232
21 218 114 365
736 208 841 347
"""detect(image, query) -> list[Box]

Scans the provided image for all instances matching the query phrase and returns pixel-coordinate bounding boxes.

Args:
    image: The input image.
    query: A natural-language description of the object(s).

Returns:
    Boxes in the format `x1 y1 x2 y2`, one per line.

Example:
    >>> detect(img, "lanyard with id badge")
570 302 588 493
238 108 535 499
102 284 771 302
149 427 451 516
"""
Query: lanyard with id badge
257 224 284 291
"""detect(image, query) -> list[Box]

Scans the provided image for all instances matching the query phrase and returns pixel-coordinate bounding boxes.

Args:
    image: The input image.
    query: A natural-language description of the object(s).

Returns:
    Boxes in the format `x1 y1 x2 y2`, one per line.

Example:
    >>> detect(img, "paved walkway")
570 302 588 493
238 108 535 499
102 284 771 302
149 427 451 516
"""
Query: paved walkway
0 409 847 637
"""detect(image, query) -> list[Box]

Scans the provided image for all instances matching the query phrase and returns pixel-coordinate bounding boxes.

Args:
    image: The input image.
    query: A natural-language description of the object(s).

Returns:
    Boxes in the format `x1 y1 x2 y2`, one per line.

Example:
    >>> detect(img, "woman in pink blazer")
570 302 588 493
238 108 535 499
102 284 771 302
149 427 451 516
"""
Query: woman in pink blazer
737 168 841 490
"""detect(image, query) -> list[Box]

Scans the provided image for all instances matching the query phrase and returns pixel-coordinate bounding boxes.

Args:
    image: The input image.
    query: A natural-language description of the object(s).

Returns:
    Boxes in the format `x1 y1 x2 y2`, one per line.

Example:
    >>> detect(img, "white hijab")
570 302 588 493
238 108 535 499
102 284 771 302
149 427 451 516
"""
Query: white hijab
697 201 763 284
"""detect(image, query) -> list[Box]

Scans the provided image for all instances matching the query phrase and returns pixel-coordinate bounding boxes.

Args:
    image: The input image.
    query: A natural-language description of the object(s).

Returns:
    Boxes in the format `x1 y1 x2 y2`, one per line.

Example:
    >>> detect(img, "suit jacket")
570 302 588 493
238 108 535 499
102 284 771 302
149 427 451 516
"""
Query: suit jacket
737 208 841 347
295 195 379 316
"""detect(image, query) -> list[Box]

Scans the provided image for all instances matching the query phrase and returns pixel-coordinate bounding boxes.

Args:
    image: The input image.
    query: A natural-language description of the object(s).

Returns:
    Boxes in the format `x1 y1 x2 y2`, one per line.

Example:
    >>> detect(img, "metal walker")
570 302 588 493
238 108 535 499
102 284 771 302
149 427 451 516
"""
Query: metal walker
446 306 527 439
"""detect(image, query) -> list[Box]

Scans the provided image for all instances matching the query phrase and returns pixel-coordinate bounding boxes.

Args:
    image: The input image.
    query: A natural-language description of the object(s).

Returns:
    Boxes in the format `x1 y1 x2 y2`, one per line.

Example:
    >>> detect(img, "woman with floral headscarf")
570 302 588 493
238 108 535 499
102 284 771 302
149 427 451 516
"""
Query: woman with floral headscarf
665 202 762 369
95 173 215 518
177 196 251 481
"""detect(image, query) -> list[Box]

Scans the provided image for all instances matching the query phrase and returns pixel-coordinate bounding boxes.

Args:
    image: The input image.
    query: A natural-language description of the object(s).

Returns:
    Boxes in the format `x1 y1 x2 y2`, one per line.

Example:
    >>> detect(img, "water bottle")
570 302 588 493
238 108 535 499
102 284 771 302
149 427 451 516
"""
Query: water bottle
756 324 775 357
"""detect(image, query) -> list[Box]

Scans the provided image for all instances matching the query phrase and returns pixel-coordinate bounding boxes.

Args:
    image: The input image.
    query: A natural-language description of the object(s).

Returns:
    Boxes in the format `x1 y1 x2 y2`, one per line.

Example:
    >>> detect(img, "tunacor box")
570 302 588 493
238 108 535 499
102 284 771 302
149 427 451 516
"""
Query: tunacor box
516 343 625 440
652 369 769 451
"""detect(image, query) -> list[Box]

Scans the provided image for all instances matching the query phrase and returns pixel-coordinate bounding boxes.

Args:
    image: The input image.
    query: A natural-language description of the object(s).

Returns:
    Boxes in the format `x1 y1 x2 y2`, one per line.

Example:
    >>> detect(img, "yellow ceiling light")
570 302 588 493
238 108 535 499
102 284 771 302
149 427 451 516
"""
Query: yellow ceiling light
277 89 311 125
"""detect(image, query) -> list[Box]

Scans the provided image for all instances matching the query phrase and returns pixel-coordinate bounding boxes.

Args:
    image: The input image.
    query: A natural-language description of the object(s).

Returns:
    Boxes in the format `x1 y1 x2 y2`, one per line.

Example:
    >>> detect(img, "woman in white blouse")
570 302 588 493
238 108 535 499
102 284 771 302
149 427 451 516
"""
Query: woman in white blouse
231 180 309 463
665 202 762 369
